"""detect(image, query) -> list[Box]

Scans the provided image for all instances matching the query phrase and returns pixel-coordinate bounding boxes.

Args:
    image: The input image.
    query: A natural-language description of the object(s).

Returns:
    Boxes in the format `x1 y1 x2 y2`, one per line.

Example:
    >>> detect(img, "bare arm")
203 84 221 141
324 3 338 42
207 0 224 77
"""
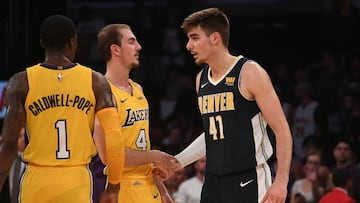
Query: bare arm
0 72 27 191
241 61 292 202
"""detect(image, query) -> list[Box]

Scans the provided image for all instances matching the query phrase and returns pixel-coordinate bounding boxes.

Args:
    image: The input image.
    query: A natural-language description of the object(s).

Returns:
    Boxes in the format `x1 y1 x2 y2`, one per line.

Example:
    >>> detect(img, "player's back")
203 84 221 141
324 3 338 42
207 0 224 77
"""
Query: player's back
24 63 97 166
19 63 98 203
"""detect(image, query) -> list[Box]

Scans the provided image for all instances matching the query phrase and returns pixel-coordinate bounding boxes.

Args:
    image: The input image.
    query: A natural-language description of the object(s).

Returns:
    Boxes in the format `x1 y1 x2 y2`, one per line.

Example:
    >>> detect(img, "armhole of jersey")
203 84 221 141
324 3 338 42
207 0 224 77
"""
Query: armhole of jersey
237 58 254 101
196 69 205 93
24 68 32 106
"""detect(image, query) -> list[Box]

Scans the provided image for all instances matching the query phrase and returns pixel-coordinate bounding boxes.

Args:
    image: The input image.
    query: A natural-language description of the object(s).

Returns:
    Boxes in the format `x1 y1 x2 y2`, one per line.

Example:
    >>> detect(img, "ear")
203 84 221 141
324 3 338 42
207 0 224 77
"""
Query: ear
110 44 121 56
69 37 77 50
210 32 221 45
39 39 45 48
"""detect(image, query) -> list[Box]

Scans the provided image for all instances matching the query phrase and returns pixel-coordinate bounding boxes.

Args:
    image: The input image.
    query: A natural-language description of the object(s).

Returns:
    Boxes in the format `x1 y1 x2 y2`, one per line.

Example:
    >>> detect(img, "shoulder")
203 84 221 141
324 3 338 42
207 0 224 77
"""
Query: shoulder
4 71 28 106
240 60 271 99
91 70 111 94
7 71 28 95
180 176 197 186
291 179 303 189
91 70 108 86
9 71 27 83
241 60 268 80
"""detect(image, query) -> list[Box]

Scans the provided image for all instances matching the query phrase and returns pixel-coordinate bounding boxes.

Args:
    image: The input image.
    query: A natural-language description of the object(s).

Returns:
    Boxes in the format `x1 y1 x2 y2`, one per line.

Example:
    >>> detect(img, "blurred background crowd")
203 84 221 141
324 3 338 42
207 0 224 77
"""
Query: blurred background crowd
1 0 360 202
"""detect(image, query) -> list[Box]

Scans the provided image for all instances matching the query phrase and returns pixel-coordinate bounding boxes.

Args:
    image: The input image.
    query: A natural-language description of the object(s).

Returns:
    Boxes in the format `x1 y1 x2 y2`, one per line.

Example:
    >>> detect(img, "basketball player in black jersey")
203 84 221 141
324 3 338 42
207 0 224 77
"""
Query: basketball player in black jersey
174 8 293 203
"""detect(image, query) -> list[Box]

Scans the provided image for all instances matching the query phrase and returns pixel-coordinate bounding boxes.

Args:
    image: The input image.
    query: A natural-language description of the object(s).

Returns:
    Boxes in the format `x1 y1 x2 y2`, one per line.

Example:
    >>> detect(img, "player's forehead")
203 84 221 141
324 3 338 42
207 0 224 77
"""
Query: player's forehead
187 25 206 37
120 28 136 41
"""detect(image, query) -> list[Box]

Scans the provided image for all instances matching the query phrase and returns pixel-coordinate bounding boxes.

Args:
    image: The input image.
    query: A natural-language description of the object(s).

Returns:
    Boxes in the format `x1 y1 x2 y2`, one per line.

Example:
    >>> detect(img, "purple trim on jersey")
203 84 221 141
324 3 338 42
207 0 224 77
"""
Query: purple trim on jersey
40 63 77 70
90 154 107 203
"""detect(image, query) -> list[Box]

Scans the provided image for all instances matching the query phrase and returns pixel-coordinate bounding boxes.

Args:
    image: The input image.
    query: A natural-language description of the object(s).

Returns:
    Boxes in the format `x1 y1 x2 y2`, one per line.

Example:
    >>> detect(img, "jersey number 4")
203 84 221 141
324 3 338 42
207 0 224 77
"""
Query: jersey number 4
209 115 225 140
55 120 70 159
136 129 147 150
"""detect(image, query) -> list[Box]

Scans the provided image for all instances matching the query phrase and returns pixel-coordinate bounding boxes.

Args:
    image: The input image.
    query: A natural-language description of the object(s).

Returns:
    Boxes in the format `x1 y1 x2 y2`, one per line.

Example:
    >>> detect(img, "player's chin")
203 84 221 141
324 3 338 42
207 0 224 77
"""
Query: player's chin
194 59 203 65
132 61 140 68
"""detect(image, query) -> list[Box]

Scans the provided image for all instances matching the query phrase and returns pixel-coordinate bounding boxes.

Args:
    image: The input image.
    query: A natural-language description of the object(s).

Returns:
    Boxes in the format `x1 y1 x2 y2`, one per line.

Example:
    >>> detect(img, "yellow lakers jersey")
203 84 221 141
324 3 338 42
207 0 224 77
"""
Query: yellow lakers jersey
24 63 97 166
108 79 152 179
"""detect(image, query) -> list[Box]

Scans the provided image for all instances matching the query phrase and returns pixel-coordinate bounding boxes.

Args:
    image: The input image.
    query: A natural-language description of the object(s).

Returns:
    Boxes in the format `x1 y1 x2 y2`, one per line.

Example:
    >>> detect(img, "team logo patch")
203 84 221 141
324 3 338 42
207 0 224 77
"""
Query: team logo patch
225 77 235 86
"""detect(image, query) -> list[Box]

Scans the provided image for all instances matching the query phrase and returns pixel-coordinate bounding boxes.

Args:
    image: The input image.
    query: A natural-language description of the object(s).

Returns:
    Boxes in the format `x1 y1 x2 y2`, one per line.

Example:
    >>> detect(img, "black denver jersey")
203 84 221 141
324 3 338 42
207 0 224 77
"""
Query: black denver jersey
198 56 273 176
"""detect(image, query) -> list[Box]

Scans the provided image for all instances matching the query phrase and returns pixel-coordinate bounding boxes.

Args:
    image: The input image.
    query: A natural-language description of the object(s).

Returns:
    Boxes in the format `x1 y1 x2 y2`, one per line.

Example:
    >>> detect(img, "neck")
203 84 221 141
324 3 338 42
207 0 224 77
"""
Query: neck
337 160 352 169
105 60 130 86
106 72 132 95
43 52 72 66
208 53 237 80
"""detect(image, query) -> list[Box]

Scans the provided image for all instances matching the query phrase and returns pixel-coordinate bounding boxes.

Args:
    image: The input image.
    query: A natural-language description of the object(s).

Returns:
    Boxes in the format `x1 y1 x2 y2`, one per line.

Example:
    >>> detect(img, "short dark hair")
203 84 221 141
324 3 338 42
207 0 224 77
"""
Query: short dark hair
181 7 230 48
40 15 76 50
97 24 130 62
333 137 354 153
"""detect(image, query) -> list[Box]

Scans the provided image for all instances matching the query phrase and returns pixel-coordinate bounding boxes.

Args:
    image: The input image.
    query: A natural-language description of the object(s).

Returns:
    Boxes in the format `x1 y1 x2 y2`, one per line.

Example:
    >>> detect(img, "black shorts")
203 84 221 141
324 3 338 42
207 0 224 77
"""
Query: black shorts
200 164 272 203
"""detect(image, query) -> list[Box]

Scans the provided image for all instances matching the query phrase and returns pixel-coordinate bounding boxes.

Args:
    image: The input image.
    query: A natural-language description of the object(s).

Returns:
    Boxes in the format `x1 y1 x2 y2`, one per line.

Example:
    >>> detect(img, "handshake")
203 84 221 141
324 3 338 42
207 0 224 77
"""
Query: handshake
151 132 206 180
152 132 206 180
151 150 183 181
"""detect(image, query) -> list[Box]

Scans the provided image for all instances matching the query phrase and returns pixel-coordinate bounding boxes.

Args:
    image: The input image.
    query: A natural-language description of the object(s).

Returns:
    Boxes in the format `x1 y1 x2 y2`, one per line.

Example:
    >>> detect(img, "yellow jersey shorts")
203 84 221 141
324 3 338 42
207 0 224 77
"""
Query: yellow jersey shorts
19 165 93 203
119 177 161 203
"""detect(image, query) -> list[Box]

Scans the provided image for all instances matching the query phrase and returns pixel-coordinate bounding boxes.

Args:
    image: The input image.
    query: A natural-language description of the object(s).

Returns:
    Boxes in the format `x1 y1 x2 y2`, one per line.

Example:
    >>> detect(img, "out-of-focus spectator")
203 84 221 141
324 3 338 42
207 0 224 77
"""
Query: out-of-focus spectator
292 82 320 159
175 156 206 203
290 152 328 203
327 138 360 202
320 168 356 203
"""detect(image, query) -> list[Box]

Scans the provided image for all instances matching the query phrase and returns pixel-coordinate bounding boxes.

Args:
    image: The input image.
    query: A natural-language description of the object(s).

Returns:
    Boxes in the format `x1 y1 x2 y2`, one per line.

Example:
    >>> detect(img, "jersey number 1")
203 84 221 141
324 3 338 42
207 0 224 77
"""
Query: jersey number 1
55 120 70 159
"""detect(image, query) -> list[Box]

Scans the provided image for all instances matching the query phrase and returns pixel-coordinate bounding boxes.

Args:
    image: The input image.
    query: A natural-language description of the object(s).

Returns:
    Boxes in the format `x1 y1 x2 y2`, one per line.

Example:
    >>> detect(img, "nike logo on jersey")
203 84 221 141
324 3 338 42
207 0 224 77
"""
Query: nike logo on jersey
200 82 208 89
153 193 159 198
240 179 253 187
120 98 128 103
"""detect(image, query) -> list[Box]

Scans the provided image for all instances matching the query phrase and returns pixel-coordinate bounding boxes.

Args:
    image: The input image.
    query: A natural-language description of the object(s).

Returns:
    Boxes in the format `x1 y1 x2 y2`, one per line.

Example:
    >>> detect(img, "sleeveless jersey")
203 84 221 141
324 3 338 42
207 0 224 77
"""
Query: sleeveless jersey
24 63 97 166
108 79 152 179
197 56 273 176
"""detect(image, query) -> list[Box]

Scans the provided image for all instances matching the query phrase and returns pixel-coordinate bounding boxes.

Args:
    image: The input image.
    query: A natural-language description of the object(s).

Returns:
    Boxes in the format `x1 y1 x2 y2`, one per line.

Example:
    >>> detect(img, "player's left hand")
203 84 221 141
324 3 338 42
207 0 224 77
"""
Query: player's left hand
99 183 120 203
260 181 287 203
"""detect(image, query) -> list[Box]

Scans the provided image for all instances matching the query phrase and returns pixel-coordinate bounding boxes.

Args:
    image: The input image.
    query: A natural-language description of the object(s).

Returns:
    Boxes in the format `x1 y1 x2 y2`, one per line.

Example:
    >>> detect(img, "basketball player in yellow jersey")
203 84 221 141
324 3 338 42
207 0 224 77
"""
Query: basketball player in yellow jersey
0 15 124 203
94 24 177 203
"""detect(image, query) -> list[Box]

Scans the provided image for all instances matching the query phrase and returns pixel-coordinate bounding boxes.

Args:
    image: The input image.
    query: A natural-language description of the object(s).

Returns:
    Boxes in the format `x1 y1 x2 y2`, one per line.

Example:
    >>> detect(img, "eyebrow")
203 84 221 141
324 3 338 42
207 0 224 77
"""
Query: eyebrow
188 33 199 38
